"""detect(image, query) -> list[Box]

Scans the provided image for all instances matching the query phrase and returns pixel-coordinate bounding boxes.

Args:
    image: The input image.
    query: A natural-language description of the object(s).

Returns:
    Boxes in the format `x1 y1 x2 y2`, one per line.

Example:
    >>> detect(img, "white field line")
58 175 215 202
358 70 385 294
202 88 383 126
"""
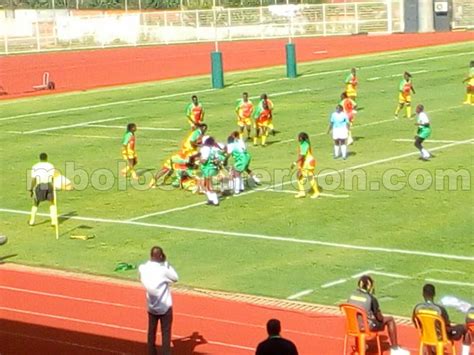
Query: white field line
0 285 342 341
287 289 314 300
0 329 125 354
424 278 474 287
128 201 208 222
126 137 472 220
1 51 471 123
1 208 473 261
321 269 472 290
321 279 348 289
266 189 350 199
21 116 127 134
0 307 255 352
0 87 307 123
6 131 178 143
266 138 474 193
367 69 428 81
273 104 463 146
87 124 181 131
393 138 474 144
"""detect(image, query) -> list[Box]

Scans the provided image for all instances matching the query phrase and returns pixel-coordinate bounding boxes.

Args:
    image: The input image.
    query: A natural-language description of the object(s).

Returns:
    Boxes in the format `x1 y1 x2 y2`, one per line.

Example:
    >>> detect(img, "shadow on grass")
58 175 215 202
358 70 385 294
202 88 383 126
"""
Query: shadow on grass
0 254 18 264
0 318 209 355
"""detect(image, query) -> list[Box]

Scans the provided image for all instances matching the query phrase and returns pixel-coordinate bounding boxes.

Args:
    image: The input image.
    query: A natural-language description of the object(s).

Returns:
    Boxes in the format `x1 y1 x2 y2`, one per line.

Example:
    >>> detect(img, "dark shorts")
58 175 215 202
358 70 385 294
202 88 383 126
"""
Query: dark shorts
369 319 385 332
34 183 54 204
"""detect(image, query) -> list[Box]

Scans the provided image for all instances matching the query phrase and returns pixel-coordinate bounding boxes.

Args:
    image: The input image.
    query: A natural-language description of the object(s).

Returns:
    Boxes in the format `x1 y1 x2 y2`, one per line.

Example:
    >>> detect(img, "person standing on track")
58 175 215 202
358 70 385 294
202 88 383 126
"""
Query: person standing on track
256 319 298 355
139 246 178 355
28 152 57 227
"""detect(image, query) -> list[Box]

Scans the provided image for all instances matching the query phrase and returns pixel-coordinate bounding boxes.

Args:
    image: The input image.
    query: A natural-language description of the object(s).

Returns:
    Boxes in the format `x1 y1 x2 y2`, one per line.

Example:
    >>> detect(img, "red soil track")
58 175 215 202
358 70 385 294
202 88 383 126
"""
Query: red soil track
0 264 424 355
0 32 472 99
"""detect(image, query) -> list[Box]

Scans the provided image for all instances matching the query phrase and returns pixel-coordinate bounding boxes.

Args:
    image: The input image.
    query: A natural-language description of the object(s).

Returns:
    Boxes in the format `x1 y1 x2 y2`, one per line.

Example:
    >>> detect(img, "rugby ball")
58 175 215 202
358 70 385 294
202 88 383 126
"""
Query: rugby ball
53 171 73 191
0 235 8 245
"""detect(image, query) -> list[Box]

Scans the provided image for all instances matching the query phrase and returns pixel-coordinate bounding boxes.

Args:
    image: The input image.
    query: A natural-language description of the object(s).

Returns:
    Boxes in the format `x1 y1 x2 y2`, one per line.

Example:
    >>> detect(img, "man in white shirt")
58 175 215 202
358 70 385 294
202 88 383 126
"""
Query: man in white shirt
139 246 178 355
29 153 57 226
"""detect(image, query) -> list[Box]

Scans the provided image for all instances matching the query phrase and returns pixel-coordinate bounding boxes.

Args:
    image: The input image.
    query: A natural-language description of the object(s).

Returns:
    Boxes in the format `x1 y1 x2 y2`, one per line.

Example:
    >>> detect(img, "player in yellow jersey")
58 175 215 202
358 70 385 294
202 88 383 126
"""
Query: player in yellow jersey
181 123 207 157
121 123 138 179
235 92 254 139
395 72 416 119
344 68 358 101
253 99 272 146
292 132 319 199
462 60 474 105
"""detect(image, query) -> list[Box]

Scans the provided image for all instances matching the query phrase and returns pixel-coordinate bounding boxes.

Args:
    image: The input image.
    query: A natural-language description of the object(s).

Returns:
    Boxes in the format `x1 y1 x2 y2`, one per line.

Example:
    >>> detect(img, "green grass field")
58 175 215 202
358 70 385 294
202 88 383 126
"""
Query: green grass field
0 42 473 321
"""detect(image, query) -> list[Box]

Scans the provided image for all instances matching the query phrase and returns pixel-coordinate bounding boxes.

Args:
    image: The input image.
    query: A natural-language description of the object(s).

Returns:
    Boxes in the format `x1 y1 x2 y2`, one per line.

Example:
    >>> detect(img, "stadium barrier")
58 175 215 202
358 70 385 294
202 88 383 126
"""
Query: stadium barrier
0 2 405 54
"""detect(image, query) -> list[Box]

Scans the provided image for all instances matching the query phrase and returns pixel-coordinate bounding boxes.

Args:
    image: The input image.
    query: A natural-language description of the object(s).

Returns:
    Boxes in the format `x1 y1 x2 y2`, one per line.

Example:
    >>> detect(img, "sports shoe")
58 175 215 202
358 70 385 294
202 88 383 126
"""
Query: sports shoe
294 192 306 199
311 192 320 199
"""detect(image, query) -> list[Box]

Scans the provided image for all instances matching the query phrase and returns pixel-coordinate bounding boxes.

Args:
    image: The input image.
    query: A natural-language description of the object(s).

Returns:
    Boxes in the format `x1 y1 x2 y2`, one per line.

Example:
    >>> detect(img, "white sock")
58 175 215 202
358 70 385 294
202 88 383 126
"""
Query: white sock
334 145 340 157
211 192 219 205
234 177 240 194
206 191 213 202
421 148 430 159
240 178 244 191
461 345 470 355
341 144 347 159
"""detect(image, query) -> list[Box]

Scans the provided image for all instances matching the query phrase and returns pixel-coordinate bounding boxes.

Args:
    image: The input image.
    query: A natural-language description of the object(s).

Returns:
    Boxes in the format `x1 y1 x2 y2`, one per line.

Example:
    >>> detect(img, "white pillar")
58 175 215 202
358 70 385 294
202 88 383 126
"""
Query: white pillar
418 0 434 32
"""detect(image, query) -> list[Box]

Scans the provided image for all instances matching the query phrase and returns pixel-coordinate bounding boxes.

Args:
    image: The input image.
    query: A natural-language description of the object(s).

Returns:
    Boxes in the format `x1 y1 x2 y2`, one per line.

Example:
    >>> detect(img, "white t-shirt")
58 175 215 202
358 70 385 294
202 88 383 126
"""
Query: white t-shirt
227 139 246 155
138 260 178 315
417 112 430 125
31 162 55 184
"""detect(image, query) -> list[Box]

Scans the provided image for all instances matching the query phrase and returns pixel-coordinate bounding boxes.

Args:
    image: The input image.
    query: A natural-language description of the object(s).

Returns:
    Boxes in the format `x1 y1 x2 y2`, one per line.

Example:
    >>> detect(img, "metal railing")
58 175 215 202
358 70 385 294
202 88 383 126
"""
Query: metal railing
0 2 403 55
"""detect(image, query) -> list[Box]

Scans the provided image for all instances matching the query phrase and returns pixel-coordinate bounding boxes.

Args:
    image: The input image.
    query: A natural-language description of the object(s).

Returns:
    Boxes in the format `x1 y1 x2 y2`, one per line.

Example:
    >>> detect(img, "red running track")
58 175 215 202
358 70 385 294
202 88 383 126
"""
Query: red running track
0 264 424 355
0 32 472 99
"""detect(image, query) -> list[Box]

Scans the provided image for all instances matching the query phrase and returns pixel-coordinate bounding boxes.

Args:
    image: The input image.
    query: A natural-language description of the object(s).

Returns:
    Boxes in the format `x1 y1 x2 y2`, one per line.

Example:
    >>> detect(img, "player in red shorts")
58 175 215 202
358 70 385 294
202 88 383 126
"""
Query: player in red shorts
340 92 357 145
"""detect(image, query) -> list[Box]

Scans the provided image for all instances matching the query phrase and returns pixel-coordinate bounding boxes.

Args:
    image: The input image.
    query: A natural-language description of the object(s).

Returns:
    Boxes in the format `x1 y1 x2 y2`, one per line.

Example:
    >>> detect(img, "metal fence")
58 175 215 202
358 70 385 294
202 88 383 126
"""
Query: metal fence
0 2 403 54
452 0 474 29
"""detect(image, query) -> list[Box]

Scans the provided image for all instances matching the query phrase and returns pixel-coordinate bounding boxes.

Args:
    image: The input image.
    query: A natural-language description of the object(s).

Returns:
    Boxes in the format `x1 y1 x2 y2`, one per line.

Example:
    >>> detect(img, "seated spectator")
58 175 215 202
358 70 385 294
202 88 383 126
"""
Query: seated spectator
412 284 470 355
347 275 406 353
256 318 298 355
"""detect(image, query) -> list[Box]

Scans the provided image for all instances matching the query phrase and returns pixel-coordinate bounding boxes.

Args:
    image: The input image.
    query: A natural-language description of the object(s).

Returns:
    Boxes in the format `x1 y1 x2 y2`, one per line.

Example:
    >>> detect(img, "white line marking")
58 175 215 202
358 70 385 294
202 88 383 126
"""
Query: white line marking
423 269 466 275
87 124 181 131
268 138 474 192
128 201 207 221
287 289 314 300
369 271 412 279
424 278 474 287
21 117 127 134
367 69 428 81
393 138 474 144
2 51 470 122
0 284 342 340
266 189 350 199
1 208 472 261
313 50 328 54
0 330 125 354
321 279 348 289
0 307 255 351
0 89 215 121
126 137 472 219
6 131 177 142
